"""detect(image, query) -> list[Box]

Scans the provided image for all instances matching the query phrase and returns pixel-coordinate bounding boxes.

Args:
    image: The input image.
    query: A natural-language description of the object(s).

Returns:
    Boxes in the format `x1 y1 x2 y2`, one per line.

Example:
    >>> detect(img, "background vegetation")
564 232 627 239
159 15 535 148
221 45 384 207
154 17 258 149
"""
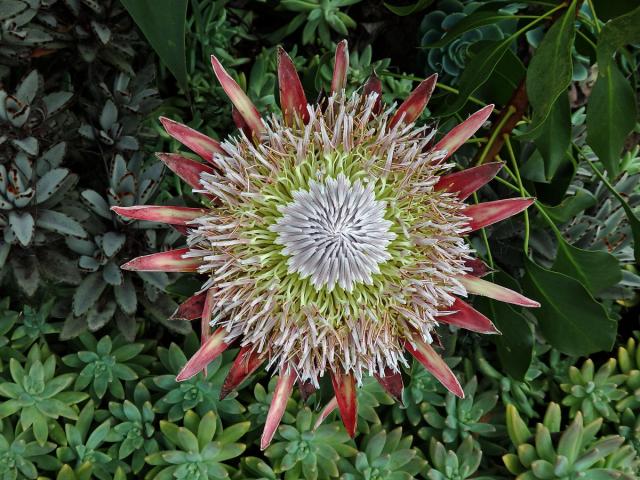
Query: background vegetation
0 0 639 478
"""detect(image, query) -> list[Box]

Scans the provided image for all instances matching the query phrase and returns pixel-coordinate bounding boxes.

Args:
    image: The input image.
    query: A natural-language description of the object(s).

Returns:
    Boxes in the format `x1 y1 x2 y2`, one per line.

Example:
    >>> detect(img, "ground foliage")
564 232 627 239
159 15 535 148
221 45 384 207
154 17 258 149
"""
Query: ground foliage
0 0 639 478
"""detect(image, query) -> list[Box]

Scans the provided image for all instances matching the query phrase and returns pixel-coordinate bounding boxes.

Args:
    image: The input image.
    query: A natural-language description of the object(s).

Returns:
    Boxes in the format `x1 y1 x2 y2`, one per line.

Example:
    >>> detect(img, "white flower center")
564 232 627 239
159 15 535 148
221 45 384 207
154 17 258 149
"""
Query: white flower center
270 173 396 292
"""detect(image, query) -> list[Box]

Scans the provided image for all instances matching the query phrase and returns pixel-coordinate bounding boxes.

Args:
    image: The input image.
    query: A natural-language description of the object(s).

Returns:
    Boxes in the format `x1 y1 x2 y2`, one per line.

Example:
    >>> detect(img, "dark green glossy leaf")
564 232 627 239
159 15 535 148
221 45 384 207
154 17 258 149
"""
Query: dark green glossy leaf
586 63 637 177
523 2 576 138
522 257 616 356
596 4 640 72
120 0 188 90
552 236 621 296
543 189 596 223
440 40 511 116
532 92 571 181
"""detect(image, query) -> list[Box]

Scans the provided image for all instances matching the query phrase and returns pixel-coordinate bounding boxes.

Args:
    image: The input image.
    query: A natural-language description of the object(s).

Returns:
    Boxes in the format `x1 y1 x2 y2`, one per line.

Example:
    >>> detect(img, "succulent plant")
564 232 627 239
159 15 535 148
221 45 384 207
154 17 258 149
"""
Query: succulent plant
272 0 361 47
145 410 249 480
152 338 245 422
113 40 538 449
560 358 627 423
265 406 357 479
237 456 278 480
503 402 639 479
61 333 151 400
62 152 186 339
0 417 59 479
616 335 640 412
419 0 514 82
0 344 88 445
106 383 158 474
475 347 546 420
338 424 426 480
420 376 500 446
55 400 114 480
0 296 20 371
11 298 60 351
424 436 491 480
0 0 67 76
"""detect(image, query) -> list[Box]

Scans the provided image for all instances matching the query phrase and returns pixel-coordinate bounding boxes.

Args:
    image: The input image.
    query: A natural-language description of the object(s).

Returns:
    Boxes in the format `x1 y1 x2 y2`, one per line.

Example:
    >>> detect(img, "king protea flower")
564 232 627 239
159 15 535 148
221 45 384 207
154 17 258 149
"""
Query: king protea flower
113 40 539 448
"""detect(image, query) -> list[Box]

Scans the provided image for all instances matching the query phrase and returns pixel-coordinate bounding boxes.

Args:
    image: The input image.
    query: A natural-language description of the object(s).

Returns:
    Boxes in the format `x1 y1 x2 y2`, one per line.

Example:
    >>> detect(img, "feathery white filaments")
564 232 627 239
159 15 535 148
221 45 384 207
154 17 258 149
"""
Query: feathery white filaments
270 174 396 292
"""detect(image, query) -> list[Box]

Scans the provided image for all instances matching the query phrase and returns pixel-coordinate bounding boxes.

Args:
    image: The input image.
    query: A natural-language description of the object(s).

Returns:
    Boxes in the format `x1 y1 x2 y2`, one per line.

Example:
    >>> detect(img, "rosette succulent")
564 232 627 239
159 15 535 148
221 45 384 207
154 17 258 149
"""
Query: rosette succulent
113 40 538 447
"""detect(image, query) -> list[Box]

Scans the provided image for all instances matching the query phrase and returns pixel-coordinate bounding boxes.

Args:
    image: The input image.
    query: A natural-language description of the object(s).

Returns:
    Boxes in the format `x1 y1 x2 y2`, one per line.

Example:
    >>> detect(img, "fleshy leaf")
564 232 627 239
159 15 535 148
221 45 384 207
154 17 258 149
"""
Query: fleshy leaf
261 366 296 450
176 327 230 381
330 370 358 437
457 274 540 308
211 55 265 137
159 117 223 163
464 198 534 232
156 153 213 190
434 104 494 160
438 298 499 334
435 162 503 200
121 248 203 272
111 205 206 225
331 40 349 93
170 292 206 321
389 74 437 128
374 368 404 404
220 345 265 400
405 333 464 398
277 47 309 125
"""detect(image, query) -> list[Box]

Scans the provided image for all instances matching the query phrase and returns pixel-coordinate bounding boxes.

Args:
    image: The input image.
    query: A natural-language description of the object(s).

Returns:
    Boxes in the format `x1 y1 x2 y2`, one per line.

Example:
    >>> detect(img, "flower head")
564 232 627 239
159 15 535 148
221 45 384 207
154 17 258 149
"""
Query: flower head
114 40 539 448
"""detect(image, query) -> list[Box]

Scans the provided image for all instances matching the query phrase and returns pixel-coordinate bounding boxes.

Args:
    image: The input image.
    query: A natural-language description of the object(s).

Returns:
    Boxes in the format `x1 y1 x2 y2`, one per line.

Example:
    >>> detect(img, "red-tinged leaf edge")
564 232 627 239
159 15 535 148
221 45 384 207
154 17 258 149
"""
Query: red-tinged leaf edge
457 274 541 308
159 116 223 163
211 55 265 137
464 198 534 232
157 153 213 191
405 334 464 398
331 40 349 93
330 370 358 437
121 248 202 272
439 298 500 334
434 104 494 160
170 292 206 321
464 258 492 277
220 345 265 400
278 46 309 125
111 205 206 225
313 396 338 431
176 327 230 381
261 366 297 450
389 74 437 129
435 162 503 200
374 368 404 404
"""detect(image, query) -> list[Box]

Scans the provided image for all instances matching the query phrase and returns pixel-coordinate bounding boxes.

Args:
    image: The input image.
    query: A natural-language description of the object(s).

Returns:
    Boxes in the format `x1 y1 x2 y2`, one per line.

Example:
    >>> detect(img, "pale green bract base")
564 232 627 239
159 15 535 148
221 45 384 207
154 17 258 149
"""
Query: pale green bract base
186 92 472 385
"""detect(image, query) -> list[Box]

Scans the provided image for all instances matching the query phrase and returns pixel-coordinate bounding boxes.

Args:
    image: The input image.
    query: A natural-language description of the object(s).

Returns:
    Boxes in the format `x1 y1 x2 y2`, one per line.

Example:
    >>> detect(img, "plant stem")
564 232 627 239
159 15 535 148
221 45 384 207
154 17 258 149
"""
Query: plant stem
477 106 515 165
504 136 530 253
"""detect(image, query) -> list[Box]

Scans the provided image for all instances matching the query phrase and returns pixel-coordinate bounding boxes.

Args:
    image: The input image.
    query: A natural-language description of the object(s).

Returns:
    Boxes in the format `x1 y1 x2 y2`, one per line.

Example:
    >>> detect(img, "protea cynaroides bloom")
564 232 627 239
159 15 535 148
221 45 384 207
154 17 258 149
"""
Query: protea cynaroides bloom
113 40 539 448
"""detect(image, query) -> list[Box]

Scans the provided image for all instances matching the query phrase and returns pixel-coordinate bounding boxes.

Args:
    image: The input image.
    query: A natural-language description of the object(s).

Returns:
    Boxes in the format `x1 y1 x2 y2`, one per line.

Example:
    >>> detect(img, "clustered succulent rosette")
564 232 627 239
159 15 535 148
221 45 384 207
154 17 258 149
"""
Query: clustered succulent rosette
112 40 539 448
